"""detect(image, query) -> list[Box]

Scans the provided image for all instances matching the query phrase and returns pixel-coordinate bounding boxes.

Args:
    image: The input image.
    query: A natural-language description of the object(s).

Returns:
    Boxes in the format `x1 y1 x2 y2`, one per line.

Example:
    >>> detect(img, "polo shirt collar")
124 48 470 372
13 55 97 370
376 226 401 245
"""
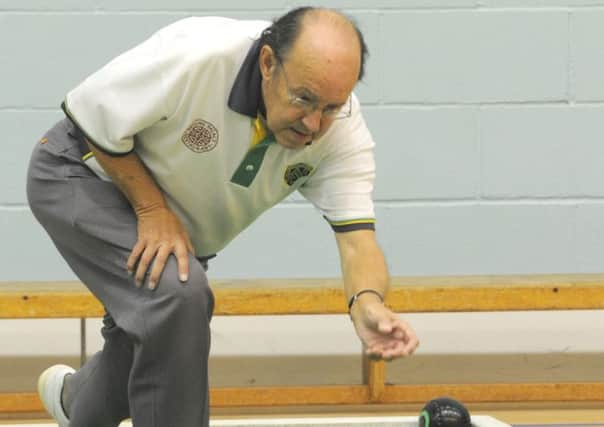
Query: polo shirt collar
228 39 266 118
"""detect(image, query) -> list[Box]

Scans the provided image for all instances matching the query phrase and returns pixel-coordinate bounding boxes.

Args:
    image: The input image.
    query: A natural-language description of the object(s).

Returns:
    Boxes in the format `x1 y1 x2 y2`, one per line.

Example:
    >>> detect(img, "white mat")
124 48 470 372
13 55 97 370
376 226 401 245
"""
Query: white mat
3 415 511 427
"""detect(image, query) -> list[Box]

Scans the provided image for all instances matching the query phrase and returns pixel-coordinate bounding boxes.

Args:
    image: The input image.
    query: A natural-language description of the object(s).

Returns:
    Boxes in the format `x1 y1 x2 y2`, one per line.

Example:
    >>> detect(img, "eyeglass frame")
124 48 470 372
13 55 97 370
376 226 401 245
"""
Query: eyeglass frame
275 58 352 121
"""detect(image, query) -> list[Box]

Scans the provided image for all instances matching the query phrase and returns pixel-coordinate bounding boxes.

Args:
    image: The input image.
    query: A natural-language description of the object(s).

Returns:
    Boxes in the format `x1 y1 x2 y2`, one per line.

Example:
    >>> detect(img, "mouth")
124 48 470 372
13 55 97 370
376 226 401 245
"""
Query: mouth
289 127 312 144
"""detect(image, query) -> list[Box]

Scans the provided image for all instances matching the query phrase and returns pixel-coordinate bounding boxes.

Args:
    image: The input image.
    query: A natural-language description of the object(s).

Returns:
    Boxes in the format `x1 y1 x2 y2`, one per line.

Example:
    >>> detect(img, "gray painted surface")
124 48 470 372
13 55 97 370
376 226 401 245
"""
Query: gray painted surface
1 2 603 356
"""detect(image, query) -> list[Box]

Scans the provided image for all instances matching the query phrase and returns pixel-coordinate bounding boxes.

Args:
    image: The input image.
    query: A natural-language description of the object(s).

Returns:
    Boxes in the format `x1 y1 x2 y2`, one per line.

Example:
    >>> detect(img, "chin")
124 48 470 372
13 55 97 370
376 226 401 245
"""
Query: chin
276 137 306 149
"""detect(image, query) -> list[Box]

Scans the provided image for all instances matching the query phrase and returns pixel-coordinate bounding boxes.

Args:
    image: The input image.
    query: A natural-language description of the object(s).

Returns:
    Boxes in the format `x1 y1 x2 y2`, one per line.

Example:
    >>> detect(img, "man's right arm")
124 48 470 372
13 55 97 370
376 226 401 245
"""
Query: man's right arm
86 141 194 290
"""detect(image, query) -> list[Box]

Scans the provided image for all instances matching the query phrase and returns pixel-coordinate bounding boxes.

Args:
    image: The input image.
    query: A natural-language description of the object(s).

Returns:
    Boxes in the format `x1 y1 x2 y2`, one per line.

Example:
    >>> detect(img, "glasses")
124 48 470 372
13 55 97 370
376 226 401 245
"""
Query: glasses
278 62 352 120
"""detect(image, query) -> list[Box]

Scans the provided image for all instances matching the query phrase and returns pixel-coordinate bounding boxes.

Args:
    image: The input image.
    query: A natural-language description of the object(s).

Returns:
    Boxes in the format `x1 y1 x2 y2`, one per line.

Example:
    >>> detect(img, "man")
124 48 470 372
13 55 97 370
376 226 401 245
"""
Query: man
27 7 419 427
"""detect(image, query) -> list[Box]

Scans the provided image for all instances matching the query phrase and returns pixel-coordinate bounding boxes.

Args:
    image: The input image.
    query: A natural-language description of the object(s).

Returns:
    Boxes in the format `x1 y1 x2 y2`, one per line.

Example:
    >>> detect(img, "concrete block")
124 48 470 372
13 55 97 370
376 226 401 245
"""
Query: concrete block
287 0 481 8
571 107 604 196
3 200 585 280
0 209 76 280
571 10 604 101
481 106 604 198
364 106 479 200
210 203 579 277
0 111 63 205
211 204 341 279
348 12 380 104
380 10 568 103
485 0 604 6
0 14 192 108
94 0 287 10
377 203 576 275
0 0 95 10
575 203 604 272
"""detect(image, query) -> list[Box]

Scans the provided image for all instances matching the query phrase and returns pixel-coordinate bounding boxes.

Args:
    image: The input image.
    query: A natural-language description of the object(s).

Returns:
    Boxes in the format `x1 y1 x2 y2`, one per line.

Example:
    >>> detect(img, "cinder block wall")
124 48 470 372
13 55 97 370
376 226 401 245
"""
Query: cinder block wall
1 2 603 357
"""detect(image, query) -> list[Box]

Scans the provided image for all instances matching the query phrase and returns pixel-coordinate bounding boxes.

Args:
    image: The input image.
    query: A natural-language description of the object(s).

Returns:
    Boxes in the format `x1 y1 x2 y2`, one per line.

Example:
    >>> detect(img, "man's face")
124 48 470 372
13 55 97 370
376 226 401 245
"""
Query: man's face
259 24 361 149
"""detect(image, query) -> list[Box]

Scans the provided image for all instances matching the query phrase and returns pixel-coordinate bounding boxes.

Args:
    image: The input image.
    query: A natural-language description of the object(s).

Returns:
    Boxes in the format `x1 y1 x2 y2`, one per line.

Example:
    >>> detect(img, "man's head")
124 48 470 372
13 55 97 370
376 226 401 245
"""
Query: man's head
258 7 368 149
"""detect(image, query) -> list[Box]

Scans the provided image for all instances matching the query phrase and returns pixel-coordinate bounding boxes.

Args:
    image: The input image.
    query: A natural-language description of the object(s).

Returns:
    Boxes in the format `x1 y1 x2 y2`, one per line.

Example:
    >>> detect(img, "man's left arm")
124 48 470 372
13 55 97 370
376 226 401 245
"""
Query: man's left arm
335 229 419 361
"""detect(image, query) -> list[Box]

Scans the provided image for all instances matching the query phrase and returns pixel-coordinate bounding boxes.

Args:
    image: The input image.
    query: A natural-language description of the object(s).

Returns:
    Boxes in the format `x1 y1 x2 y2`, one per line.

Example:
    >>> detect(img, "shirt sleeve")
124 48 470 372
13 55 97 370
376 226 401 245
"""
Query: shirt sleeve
298 94 377 233
62 31 169 155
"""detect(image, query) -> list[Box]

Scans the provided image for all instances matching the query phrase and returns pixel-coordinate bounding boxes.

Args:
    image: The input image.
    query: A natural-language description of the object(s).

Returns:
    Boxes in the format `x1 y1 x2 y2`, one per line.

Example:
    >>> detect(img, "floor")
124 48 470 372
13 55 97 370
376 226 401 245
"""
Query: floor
1 405 603 426
0 415 510 427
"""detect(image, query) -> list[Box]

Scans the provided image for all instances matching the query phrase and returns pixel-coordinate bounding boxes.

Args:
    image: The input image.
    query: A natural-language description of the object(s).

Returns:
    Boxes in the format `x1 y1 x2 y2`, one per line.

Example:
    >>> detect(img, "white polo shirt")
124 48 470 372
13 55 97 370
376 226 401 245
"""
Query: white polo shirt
62 16 376 257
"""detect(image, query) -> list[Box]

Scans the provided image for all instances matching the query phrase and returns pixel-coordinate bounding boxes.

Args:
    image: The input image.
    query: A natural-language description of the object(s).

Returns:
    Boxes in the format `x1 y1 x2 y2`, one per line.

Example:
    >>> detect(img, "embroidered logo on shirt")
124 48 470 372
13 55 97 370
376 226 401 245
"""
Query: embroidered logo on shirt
182 119 219 153
284 163 313 186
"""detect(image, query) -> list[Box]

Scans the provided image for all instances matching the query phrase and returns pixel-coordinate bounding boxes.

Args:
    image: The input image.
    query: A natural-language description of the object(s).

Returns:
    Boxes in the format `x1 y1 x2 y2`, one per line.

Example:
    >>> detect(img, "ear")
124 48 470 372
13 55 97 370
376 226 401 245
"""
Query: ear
259 45 277 80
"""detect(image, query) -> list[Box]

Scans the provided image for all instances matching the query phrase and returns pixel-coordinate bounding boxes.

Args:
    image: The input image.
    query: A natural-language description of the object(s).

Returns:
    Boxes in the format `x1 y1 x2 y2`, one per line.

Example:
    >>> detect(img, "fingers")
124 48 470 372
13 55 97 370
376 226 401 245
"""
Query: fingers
175 244 190 283
377 319 394 334
365 338 408 361
364 314 420 361
128 239 191 290
185 234 196 257
127 241 145 278
390 319 420 356
135 243 160 289
404 328 420 355
147 246 170 290
126 206 195 290
367 339 407 361
365 340 416 361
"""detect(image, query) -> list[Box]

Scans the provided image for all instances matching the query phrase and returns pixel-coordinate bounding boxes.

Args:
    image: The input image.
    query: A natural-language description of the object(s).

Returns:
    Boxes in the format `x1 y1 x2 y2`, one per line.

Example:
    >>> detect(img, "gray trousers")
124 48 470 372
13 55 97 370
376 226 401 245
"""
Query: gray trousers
26 118 215 427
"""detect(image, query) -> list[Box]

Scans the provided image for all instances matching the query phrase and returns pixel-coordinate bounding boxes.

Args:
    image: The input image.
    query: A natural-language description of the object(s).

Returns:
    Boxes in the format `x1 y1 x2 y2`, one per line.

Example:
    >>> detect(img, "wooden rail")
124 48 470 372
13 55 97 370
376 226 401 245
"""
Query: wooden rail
3 274 604 318
1 274 604 413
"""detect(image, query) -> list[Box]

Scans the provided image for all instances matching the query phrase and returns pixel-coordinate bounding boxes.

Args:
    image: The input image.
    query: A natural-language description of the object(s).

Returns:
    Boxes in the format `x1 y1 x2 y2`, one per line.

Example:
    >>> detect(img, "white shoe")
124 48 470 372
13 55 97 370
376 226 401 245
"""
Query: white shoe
38 364 74 427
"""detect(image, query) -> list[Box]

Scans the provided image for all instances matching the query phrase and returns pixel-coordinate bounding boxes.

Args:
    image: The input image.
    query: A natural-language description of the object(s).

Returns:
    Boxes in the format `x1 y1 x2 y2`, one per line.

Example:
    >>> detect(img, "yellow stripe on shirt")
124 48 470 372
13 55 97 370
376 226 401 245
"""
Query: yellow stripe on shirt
329 218 376 226
82 151 94 161
251 115 268 148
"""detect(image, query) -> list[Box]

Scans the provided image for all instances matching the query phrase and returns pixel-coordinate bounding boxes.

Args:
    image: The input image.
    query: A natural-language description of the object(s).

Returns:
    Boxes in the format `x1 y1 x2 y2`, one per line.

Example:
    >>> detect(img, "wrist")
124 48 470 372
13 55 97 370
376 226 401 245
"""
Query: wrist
348 289 384 314
134 200 169 217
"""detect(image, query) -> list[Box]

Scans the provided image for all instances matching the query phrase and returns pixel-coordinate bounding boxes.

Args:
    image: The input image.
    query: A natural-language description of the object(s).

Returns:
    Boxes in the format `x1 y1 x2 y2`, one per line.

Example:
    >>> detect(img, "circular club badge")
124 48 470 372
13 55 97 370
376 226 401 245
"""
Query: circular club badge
181 119 219 153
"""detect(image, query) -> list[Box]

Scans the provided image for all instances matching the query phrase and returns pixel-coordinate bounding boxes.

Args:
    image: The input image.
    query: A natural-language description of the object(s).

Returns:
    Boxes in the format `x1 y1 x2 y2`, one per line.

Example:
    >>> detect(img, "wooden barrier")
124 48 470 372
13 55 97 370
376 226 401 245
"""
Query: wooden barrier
1 274 604 414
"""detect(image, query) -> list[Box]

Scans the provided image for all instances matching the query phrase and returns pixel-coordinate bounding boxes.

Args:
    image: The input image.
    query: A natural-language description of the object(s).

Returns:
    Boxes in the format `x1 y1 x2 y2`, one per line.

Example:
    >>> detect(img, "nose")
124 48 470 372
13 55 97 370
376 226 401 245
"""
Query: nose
301 110 322 133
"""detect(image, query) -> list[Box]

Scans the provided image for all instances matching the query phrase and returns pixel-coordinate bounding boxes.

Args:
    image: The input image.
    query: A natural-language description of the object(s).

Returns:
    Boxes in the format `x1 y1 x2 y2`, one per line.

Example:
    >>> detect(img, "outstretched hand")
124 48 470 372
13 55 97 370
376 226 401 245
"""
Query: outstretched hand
350 297 419 361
